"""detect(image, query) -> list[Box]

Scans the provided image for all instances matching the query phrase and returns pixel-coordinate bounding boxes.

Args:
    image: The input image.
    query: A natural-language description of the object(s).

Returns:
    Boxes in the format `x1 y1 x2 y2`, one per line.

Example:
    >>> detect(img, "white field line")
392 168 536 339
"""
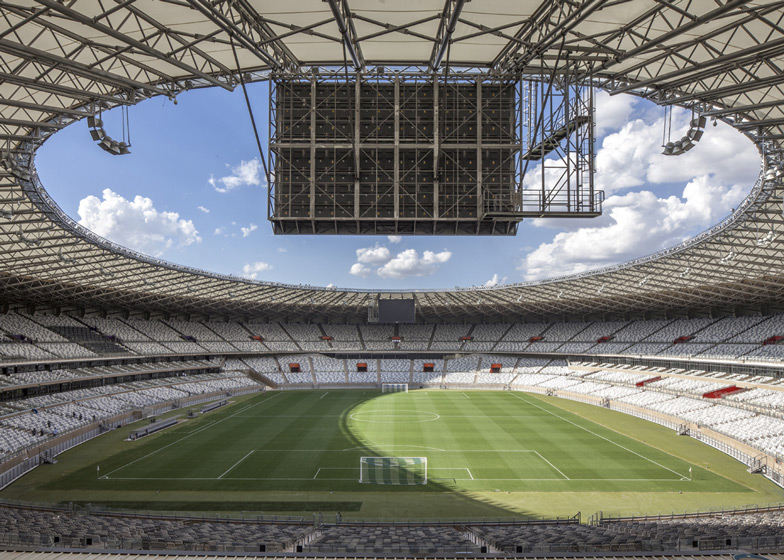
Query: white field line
320 392 329 399
535 451 570 480
102 392 283 479
232 414 543 419
342 445 446 451
511 393 687 479
218 450 255 479
467 468 474 480
462 393 471 399
312 467 322 480
104 476 686 482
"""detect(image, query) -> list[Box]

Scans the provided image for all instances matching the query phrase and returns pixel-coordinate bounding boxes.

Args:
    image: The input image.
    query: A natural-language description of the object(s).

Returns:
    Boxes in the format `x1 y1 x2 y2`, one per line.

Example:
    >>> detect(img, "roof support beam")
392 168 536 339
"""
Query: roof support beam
33 0 232 91
0 98 94 118
609 37 784 96
431 0 466 71
185 0 289 71
0 37 171 98
325 0 363 70
0 71 125 104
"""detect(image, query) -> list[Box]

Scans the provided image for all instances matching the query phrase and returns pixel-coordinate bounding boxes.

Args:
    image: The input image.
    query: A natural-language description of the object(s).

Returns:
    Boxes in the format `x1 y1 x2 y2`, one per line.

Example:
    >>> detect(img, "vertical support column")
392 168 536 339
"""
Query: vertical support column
309 76 316 221
394 76 400 221
587 83 596 213
267 79 276 223
564 75 572 214
354 76 361 222
433 78 440 225
476 78 483 219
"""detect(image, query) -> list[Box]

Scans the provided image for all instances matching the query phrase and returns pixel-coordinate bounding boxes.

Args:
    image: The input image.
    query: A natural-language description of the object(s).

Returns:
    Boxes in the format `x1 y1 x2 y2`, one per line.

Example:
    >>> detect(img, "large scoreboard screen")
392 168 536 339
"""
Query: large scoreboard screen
378 299 416 324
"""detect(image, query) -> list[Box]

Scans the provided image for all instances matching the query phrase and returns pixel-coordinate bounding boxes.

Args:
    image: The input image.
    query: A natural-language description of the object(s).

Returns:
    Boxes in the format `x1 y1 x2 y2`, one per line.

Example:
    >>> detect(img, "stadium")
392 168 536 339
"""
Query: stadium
4 0 784 557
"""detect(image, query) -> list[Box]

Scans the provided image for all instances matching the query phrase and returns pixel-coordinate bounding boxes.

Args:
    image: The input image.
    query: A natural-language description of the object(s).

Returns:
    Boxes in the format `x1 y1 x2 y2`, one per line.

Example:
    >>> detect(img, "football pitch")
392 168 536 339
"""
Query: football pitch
5 389 783 518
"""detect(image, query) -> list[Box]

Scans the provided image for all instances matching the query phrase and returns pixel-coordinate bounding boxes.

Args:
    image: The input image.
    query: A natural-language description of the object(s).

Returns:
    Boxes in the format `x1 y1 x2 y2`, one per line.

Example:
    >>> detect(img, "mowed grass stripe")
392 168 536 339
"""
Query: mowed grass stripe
509 392 734 490
47 389 748 495
102 392 284 479
228 391 350 481
511 393 687 479
464 392 567 481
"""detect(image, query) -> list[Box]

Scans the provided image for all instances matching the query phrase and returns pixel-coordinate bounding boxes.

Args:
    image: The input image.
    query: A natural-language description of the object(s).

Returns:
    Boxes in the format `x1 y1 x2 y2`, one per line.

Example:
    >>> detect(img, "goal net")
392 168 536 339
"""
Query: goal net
382 383 408 393
359 457 427 485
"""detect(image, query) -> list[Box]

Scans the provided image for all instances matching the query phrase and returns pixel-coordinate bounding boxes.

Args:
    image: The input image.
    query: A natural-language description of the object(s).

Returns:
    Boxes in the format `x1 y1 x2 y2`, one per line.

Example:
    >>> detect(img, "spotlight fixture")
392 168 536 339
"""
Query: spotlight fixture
663 115 707 156
87 109 131 156
57 249 77 265
757 231 776 247
1 154 32 182
720 251 736 265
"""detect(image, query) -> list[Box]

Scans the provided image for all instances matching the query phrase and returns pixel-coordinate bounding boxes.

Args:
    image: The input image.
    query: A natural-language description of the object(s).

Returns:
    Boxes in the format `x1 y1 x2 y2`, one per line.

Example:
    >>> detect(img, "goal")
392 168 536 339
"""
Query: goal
359 456 427 485
382 383 408 393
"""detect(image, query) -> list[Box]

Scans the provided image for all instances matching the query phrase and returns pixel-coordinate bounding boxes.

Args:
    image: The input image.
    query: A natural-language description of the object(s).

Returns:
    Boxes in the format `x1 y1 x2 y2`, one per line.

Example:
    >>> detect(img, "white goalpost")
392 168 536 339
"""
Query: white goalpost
381 383 408 393
359 456 427 485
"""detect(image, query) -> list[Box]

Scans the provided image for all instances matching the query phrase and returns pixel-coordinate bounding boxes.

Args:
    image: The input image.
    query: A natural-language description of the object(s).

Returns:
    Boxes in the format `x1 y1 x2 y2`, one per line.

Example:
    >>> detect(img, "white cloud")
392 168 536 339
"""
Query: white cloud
519 175 747 281
387 235 402 244
197 206 210 213
77 188 201 257
595 111 758 194
356 245 392 265
241 223 258 238
213 227 224 235
277 247 287 253
523 109 759 202
349 263 371 277
209 159 262 193
594 91 638 135
377 249 452 279
484 274 507 288
241 261 272 279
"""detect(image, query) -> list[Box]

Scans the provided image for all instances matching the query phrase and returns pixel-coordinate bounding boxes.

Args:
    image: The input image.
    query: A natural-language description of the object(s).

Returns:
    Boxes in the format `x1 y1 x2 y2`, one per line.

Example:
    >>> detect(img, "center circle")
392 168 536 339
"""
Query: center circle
349 410 440 424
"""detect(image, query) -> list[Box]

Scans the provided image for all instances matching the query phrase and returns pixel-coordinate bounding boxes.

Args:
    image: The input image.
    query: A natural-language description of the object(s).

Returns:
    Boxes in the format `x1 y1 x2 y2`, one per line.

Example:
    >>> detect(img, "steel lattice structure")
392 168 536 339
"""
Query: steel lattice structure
1 0 784 323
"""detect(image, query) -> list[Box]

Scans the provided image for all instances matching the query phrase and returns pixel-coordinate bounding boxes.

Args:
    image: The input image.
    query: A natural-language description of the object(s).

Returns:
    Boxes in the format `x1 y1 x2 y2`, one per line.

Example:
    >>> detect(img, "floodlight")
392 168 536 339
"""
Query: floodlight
98 137 113 152
690 116 707 128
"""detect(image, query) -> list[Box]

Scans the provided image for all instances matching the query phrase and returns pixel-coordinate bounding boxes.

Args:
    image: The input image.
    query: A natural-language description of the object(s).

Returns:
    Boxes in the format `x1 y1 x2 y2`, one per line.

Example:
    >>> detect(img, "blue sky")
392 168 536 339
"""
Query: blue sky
35 82 760 290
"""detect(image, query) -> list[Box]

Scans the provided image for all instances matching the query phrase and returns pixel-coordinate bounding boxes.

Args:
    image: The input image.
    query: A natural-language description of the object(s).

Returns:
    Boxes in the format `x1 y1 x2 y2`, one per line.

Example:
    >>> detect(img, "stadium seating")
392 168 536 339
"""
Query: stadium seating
398 323 434 342
446 356 480 372
470 323 510 341
432 324 470 340
7 313 784 368
304 525 479 553
0 505 310 551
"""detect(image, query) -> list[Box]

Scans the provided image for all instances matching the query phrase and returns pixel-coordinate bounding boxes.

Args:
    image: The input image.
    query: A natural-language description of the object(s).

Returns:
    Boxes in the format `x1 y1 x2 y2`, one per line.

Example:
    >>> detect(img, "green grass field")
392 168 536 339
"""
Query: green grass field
3 389 783 518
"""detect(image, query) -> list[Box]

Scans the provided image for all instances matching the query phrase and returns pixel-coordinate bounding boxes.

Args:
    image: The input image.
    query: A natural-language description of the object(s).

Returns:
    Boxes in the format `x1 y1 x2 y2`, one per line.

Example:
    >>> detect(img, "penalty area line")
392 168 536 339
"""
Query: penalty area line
535 451 570 480
511 393 688 480
218 450 255 479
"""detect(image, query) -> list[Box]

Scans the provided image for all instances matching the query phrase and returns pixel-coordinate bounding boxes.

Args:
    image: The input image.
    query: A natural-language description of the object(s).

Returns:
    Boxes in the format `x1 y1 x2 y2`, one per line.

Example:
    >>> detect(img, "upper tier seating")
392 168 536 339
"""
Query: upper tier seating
165 319 221 340
470 323 510 341
432 324 470 340
243 322 292 340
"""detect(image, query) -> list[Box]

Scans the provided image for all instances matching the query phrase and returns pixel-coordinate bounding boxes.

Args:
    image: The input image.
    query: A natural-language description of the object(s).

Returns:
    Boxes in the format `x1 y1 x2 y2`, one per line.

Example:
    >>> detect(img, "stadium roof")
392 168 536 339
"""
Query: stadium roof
1 0 784 323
